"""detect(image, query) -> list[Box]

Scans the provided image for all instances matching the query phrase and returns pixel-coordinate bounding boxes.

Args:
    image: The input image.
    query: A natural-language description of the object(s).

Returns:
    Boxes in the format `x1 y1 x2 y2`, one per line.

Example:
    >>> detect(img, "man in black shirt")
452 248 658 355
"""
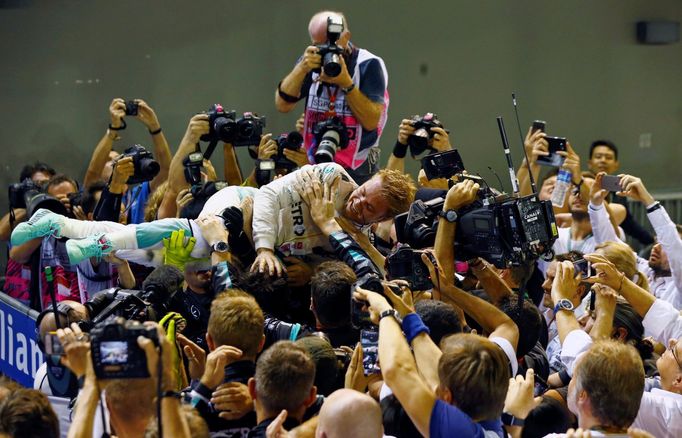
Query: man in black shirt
169 259 214 351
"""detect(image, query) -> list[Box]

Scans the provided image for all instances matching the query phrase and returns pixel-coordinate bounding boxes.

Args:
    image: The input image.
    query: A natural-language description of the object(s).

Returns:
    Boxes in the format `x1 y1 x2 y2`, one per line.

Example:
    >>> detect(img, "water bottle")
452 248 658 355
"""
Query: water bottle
551 169 572 208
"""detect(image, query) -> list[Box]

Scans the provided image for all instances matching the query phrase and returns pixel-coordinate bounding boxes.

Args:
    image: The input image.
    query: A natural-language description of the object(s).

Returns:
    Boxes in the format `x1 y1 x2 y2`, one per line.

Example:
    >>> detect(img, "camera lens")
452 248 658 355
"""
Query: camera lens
138 158 161 179
323 52 342 77
315 130 341 163
214 116 236 142
410 223 436 248
239 120 255 137
284 131 303 149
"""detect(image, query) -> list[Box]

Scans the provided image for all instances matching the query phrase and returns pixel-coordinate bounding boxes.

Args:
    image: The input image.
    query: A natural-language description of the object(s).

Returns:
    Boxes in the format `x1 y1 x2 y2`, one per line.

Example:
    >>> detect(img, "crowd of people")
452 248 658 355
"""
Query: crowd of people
1 9 681 438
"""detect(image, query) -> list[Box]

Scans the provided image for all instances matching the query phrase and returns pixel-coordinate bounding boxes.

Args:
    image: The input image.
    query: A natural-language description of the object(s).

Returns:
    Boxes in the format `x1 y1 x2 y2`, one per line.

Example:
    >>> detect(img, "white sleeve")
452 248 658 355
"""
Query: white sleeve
490 336 518 377
648 206 682 294
642 298 682 344
252 163 349 251
588 202 621 244
560 329 593 377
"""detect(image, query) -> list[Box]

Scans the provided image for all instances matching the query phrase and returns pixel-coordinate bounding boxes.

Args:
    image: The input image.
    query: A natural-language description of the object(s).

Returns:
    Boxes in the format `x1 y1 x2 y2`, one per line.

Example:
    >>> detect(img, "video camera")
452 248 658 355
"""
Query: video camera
394 117 558 269
313 117 349 163
408 113 446 156
121 144 160 185
315 16 345 78
90 318 157 379
200 104 266 147
8 179 67 218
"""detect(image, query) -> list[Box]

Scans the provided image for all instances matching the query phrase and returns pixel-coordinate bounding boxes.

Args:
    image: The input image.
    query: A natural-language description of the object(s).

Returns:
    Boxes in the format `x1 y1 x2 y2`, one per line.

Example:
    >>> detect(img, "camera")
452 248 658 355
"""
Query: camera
124 100 139 116
121 144 160 185
421 149 465 181
408 113 445 156
536 136 567 167
8 179 68 217
313 117 349 163
200 105 266 147
315 16 345 77
394 186 558 269
183 151 204 187
90 318 157 379
385 244 434 291
350 272 383 329
273 131 304 170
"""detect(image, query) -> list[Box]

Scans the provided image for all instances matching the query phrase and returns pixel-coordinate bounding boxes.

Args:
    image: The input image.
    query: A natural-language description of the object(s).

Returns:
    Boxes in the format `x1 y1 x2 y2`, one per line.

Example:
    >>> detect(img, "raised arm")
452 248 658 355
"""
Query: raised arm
83 98 125 188
516 126 547 197
157 114 209 219
275 46 318 113
222 142 244 186
588 172 623 243
134 99 172 192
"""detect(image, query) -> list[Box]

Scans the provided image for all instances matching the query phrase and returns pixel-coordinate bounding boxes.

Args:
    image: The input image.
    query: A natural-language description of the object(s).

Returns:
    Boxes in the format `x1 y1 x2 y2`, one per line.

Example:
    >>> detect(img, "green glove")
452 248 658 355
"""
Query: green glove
162 229 197 271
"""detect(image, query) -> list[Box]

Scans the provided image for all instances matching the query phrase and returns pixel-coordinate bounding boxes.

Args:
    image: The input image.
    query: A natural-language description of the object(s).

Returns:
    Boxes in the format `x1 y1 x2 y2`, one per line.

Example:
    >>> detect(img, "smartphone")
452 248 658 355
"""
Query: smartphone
44 332 64 356
600 175 622 192
531 120 546 133
573 259 592 280
360 329 380 376
536 136 567 167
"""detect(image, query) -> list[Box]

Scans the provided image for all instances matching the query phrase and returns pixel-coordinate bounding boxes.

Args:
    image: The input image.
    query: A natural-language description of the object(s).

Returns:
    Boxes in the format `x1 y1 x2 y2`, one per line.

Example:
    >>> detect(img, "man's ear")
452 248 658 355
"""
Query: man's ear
615 327 628 342
435 384 453 404
304 385 318 407
671 372 682 392
258 334 265 353
206 333 215 351
340 30 352 48
248 377 258 400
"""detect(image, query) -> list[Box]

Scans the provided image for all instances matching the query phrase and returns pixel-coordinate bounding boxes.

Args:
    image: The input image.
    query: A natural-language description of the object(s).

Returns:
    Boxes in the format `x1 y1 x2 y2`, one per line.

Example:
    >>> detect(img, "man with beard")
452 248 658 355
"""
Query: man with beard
169 257 214 351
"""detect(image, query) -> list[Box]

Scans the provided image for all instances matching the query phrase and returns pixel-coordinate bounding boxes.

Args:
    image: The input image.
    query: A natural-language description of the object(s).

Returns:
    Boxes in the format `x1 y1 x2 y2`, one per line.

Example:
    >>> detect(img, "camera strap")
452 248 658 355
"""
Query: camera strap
324 85 340 118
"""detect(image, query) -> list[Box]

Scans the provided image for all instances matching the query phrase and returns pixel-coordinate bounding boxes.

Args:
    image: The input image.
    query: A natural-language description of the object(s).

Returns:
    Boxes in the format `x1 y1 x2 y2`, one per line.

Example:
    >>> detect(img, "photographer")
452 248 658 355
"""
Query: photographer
386 115 453 174
83 98 171 224
0 161 55 242
275 11 388 185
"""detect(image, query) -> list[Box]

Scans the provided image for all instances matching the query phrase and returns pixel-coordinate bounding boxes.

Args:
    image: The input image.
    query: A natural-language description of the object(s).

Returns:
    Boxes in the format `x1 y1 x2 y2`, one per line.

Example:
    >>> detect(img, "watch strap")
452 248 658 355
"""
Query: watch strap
342 83 356 93
501 412 525 427
379 309 401 324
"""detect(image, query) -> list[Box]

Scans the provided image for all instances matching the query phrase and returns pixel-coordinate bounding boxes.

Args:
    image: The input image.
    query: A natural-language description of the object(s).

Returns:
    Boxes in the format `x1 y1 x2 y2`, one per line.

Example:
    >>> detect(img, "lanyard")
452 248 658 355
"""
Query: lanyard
324 85 340 118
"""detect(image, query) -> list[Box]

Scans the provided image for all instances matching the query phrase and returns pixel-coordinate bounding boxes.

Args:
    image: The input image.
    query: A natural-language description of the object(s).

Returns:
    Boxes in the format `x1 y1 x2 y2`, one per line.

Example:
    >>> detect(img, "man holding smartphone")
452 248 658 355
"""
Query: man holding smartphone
587 140 654 246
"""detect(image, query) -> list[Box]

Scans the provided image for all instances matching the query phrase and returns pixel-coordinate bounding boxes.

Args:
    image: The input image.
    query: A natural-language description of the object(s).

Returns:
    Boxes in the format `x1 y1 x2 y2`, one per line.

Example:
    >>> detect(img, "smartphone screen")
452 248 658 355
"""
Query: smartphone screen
537 136 567 167
351 298 374 330
600 175 622 192
360 329 380 376
573 259 592 279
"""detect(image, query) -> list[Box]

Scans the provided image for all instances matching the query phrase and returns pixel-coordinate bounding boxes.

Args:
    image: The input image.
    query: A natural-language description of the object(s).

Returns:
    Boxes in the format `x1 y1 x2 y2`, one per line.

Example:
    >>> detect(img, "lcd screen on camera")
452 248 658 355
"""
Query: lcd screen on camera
100 341 129 365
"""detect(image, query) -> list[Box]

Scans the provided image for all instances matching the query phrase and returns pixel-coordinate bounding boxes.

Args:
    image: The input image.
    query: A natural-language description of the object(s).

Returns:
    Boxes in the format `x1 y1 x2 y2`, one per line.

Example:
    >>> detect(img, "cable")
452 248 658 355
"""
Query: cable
157 342 163 438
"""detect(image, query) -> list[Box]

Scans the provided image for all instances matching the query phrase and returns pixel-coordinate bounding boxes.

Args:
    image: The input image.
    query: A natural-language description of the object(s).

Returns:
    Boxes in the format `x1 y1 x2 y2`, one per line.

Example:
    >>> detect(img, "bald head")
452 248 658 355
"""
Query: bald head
38 301 88 339
308 11 348 44
316 389 383 438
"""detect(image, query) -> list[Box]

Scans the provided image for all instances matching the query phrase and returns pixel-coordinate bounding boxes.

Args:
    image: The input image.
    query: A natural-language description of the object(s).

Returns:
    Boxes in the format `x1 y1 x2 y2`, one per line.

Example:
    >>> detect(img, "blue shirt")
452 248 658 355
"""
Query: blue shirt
123 181 151 224
430 400 504 438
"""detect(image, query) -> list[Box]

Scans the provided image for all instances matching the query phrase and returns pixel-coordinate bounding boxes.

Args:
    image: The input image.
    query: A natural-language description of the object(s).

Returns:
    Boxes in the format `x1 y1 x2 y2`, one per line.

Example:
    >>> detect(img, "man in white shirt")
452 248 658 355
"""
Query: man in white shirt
588 172 682 309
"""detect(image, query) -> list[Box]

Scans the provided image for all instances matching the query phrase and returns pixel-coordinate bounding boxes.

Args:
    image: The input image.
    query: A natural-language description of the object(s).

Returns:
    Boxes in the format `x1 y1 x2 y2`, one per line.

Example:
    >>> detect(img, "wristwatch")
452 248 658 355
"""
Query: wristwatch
210 241 229 254
501 412 525 427
438 209 458 223
341 83 356 93
380 309 402 324
553 298 575 314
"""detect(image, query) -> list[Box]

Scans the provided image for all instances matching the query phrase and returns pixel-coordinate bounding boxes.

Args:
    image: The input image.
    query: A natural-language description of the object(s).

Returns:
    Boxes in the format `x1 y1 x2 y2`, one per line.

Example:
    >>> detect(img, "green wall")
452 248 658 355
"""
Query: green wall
1 0 681 263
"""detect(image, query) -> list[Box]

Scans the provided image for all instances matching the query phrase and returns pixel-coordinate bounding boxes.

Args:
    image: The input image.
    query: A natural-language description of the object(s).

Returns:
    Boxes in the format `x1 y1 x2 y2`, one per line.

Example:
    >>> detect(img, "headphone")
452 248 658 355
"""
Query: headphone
35 302 76 352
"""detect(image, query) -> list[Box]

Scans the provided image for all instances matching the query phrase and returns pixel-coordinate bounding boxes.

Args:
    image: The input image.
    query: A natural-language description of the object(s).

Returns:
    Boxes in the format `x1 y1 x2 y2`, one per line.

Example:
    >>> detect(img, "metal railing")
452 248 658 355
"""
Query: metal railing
627 192 682 251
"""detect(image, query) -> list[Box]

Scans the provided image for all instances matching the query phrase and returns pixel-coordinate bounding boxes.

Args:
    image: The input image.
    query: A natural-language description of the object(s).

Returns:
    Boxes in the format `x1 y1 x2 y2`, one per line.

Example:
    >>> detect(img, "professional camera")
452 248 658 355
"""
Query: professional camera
313 117 349 163
408 113 445 156
201 104 237 143
315 16 345 77
273 131 304 170
121 144 160 185
124 100 139 116
90 318 158 379
183 151 204 187
8 179 67 217
200 104 266 147
422 149 466 181
385 244 433 291
395 188 557 268
81 265 184 331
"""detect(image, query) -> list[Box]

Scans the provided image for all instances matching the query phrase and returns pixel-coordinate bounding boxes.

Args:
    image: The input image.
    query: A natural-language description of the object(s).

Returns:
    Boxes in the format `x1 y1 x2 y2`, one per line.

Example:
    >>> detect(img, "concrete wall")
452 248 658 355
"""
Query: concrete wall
1 0 681 263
